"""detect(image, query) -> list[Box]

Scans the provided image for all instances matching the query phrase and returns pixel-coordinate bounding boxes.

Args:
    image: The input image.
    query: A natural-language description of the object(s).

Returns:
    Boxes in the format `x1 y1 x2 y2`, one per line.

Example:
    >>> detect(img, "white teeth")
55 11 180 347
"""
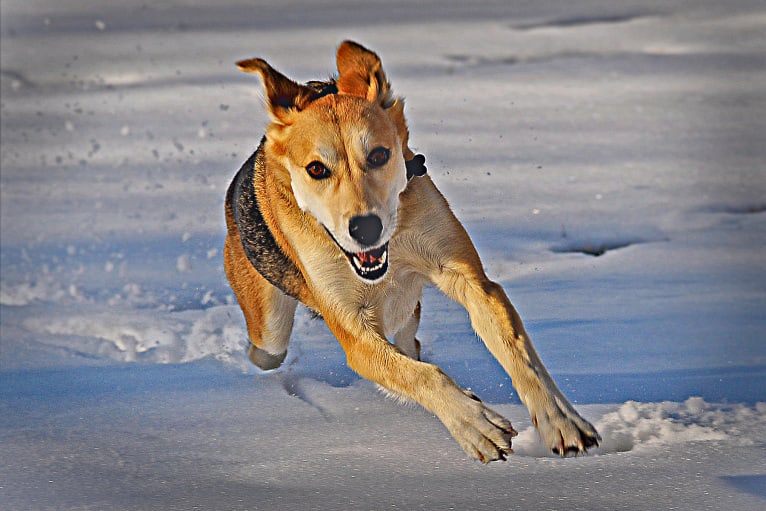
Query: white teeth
352 249 387 274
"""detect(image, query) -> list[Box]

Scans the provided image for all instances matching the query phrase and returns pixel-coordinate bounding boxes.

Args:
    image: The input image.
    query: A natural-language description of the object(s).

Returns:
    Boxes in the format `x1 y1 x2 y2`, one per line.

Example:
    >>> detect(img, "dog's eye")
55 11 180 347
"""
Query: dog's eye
367 147 390 168
306 161 331 180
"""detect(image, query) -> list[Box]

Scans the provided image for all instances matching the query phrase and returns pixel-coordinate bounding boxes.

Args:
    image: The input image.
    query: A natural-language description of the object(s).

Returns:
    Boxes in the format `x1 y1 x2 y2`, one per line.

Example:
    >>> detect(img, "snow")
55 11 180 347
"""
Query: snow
1 0 765 509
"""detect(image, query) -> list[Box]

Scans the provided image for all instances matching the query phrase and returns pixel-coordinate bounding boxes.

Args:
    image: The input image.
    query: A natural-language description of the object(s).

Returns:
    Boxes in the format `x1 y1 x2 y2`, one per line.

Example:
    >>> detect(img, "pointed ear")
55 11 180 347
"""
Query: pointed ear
237 58 316 124
336 40 394 107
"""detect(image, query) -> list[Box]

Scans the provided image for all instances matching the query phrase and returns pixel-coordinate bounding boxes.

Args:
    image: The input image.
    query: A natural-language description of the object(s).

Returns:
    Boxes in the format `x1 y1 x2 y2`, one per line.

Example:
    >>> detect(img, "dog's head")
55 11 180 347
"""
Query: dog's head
238 41 414 282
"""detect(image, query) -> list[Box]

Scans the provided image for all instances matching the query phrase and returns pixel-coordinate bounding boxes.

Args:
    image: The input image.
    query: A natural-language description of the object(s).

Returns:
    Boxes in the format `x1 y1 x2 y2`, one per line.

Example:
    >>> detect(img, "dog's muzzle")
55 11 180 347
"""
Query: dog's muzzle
326 156 425 283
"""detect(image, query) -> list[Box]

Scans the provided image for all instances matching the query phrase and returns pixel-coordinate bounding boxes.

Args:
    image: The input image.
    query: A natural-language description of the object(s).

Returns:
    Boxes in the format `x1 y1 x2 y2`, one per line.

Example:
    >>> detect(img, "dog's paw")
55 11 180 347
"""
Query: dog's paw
530 398 601 456
248 345 287 371
442 390 518 463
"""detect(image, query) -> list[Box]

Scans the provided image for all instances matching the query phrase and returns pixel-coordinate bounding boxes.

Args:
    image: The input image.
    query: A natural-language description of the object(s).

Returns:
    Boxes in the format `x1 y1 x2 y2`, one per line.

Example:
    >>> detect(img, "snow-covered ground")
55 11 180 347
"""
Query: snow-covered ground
1 1 765 509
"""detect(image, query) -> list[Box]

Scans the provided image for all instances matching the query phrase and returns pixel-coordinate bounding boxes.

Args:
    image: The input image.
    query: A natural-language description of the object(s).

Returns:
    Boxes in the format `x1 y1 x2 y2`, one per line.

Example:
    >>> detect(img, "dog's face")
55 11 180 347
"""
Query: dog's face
281 96 407 281
238 41 413 282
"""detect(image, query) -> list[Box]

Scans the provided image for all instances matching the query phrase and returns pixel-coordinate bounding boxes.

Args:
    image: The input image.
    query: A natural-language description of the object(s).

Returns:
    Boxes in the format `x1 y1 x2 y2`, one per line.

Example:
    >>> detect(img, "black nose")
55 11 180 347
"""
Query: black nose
348 214 383 246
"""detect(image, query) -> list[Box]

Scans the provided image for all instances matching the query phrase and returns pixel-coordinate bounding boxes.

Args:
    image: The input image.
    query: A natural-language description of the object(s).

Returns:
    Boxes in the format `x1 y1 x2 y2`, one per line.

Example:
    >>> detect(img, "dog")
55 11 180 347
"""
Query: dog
224 40 600 462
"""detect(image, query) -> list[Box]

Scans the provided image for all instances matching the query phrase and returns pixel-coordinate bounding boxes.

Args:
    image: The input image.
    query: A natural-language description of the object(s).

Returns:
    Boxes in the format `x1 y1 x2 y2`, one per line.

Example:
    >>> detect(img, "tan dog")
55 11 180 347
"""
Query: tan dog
224 41 600 462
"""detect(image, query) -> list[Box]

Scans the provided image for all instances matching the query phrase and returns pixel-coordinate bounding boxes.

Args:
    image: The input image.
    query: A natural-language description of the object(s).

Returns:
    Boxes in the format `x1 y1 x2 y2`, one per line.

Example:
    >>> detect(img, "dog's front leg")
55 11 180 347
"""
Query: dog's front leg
434 257 601 455
322 312 517 462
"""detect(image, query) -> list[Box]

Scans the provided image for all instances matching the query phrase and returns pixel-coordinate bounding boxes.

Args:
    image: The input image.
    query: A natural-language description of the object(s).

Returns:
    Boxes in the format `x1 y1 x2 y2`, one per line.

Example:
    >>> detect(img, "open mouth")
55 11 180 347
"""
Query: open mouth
323 227 390 282
340 242 389 281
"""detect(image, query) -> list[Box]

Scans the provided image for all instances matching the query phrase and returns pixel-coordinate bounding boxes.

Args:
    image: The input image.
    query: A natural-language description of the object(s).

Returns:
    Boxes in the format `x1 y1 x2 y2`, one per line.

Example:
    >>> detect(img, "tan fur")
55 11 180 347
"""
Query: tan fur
226 40 600 462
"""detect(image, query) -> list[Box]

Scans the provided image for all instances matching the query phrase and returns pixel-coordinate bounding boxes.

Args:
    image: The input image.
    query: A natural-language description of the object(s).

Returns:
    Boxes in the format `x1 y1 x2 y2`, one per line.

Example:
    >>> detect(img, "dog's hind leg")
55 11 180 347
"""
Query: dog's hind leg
393 302 421 360
224 232 297 370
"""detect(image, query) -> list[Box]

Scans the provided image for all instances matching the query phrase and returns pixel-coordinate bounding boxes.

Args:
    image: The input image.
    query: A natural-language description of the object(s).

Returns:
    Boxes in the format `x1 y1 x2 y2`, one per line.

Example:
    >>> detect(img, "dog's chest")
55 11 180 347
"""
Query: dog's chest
293 233 425 339
380 266 426 338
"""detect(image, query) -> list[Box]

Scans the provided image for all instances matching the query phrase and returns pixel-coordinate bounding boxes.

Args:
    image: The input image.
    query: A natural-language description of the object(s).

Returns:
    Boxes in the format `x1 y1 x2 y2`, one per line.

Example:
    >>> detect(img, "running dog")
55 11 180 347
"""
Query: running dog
224 40 600 462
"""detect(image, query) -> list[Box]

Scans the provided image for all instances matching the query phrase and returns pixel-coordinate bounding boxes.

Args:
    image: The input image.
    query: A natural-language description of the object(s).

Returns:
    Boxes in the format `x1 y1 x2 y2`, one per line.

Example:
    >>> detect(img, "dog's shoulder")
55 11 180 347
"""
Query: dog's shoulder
227 140 306 299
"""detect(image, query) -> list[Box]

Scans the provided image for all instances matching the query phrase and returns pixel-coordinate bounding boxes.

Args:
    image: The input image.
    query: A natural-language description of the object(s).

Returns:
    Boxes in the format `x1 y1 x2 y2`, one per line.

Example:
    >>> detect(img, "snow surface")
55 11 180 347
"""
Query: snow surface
1 0 765 509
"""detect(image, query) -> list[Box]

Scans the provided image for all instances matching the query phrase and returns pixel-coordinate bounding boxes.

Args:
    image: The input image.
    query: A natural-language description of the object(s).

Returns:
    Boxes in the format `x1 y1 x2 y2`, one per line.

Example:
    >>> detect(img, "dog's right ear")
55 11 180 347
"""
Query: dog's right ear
237 58 316 125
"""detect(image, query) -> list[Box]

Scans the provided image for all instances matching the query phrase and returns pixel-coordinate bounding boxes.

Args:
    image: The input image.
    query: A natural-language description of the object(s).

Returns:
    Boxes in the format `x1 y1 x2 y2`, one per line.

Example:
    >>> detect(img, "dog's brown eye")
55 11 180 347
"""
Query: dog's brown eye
367 147 390 168
306 161 331 180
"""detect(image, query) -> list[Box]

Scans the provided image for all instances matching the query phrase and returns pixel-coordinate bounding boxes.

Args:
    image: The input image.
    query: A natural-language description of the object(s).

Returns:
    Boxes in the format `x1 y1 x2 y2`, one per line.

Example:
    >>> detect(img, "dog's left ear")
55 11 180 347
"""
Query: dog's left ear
336 40 394 108
337 41 415 160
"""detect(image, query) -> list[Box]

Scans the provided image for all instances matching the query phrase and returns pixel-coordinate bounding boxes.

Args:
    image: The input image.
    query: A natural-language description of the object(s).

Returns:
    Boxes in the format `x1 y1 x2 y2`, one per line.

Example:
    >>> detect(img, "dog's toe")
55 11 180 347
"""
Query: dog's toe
443 392 517 463
534 403 601 456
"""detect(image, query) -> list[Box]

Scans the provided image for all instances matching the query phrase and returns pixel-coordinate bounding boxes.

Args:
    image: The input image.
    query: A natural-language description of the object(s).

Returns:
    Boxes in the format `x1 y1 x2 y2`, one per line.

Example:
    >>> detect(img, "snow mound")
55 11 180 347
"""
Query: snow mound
513 398 766 457
20 305 250 367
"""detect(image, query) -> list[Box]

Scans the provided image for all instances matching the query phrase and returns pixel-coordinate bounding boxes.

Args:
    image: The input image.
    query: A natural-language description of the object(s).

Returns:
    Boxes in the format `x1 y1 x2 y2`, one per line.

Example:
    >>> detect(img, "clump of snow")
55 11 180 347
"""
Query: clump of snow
511 397 758 457
175 253 192 272
593 398 731 452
